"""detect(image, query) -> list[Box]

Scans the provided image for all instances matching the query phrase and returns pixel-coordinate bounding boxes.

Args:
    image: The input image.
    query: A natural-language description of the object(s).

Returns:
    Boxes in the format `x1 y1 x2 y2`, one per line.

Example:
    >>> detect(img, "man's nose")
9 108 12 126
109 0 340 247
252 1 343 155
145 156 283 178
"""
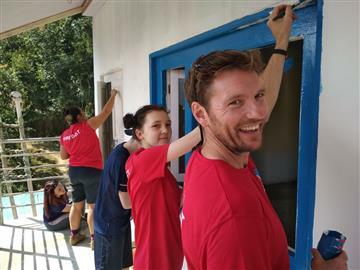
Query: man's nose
245 101 267 120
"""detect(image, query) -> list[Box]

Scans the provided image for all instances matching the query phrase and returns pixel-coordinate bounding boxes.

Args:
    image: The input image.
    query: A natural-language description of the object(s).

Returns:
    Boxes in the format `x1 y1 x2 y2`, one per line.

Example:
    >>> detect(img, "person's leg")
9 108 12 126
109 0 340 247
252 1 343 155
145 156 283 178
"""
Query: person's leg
70 200 84 231
121 224 134 270
45 213 70 231
87 203 95 236
82 167 101 249
94 231 111 270
69 200 86 245
108 234 125 270
68 166 86 243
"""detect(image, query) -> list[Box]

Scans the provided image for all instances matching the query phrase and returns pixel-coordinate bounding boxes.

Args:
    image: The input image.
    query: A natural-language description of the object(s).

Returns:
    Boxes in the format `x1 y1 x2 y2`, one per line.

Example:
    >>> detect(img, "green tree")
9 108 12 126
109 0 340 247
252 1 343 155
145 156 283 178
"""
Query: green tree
0 14 94 138
0 15 94 193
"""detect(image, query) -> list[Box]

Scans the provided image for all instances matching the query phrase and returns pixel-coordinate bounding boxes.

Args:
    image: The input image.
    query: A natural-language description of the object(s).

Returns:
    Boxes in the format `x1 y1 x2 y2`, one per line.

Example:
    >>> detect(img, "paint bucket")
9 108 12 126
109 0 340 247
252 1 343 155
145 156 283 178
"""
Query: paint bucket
317 230 346 260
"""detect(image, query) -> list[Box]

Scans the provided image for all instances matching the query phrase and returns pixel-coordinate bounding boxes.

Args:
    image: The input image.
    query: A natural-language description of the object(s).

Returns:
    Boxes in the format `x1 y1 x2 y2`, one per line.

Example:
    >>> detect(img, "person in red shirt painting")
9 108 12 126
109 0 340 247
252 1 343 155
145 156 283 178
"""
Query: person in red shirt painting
182 4 348 270
60 89 117 249
124 105 200 270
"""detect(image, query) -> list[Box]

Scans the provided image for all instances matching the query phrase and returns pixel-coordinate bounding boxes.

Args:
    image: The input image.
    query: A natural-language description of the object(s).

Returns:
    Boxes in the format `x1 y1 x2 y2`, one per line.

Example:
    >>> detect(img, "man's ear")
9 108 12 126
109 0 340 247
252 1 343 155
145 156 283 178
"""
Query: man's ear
191 102 209 127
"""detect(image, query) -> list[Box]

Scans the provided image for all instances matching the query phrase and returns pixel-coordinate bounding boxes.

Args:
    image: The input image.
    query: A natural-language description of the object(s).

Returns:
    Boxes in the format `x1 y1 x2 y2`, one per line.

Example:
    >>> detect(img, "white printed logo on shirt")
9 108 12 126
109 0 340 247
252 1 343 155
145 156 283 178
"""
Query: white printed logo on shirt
126 168 131 178
62 129 81 141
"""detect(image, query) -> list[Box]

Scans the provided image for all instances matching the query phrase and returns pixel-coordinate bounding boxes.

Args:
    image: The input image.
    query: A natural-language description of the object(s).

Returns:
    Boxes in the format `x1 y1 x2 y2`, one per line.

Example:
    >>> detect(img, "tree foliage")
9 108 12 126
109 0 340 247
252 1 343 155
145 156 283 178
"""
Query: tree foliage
0 14 94 138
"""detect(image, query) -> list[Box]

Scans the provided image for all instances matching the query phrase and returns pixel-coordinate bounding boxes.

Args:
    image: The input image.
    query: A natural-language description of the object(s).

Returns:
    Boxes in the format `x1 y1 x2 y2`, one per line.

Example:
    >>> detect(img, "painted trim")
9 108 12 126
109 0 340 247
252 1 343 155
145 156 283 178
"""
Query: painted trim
150 2 322 269
150 7 270 59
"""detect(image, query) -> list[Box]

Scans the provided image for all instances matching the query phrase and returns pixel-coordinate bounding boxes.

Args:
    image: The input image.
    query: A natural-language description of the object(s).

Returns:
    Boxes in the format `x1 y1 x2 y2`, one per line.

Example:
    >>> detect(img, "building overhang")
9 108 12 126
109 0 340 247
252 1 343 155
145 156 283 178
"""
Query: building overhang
0 0 97 40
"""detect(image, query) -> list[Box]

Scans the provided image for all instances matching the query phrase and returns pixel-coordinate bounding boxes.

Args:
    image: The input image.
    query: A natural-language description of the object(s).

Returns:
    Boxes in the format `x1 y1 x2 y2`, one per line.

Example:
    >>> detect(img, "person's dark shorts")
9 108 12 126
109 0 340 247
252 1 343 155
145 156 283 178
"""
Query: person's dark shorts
68 166 102 204
94 224 133 270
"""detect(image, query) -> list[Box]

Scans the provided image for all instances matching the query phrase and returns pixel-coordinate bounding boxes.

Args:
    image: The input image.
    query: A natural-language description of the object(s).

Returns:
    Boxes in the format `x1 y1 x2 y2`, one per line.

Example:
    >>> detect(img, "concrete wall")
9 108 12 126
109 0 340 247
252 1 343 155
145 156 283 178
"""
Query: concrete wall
314 2 359 270
90 1 271 117
89 1 359 269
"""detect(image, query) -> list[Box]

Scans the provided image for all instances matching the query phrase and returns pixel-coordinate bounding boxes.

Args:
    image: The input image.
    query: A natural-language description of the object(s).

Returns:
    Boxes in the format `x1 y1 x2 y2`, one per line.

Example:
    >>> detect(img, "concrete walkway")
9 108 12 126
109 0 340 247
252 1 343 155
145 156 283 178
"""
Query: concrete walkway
0 216 94 270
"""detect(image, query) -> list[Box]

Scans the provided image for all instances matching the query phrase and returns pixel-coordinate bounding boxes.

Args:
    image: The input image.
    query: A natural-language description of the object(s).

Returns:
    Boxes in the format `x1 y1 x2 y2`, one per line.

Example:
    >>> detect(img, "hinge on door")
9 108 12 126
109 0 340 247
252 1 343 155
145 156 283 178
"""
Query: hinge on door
167 84 171 94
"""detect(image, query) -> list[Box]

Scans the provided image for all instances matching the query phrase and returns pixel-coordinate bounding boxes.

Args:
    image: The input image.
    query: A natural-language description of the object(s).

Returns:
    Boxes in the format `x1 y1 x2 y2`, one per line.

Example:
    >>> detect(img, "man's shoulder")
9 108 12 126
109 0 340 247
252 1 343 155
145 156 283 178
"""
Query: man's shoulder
187 150 227 178
185 152 224 194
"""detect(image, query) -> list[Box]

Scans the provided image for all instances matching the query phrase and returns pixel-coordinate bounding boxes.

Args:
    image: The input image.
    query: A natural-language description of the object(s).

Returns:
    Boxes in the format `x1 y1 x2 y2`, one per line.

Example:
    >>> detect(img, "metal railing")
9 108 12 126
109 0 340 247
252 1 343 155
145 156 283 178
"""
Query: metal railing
0 136 69 225
0 91 69 225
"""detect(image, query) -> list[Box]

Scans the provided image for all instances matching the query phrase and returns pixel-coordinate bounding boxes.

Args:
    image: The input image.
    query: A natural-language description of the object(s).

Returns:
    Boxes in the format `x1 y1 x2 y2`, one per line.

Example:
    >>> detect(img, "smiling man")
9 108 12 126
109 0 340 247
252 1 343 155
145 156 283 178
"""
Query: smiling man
181 5 295 270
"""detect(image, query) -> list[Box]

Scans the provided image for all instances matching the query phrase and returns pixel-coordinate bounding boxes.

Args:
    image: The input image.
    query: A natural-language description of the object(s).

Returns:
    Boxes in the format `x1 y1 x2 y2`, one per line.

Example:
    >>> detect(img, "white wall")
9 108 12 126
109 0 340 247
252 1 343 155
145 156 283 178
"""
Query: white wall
89 0 359 268
90 1 272 117
314 2 359 270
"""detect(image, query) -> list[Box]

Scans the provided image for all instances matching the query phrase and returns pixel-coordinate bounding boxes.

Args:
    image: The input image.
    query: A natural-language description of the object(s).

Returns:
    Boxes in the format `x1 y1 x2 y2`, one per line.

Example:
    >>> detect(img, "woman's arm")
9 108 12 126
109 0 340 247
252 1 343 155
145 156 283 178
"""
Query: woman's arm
62 204 71 213
167 126 201 162
87 89 117 130
118 191 132 209
60 145 69 160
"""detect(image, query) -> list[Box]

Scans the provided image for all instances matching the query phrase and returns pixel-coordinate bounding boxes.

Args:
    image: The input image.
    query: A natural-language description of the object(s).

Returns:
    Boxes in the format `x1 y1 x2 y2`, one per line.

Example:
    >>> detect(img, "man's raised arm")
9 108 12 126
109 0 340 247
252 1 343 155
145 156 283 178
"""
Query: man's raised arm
261 5 295 119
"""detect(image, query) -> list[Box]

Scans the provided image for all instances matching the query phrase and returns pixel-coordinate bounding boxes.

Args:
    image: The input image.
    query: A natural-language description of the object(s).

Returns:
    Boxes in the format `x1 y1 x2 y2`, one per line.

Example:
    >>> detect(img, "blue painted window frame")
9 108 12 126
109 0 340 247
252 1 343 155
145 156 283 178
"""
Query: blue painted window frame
149 2 323 269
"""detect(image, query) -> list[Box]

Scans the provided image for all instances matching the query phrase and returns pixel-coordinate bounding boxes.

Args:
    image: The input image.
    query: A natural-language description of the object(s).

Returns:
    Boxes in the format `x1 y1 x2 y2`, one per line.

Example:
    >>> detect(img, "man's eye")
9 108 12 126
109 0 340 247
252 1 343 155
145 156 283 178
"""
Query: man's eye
256 92 265 99
152 124 160 128
229 100 243 106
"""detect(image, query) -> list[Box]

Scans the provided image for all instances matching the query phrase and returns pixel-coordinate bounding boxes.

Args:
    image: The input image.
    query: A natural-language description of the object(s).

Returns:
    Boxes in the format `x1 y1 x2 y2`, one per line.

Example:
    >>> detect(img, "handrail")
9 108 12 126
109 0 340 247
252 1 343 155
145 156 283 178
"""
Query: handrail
0 163 68 171
2 202 44 209
3 190 43 197
3 185 72 197
2 137 60 144
0 151 60 158
1 175 69 185
0 123 19 128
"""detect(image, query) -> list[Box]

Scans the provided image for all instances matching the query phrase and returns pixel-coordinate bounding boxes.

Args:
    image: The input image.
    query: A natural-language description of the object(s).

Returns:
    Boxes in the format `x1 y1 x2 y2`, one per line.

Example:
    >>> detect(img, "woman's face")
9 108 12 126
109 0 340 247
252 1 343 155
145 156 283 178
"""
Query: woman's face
54 183 66 198
136 110 172 148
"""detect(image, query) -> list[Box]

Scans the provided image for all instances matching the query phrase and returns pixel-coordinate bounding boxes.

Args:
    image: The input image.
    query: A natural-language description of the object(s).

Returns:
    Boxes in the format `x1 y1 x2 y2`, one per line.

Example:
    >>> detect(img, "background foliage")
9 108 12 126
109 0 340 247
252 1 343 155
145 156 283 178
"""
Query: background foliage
0 15 94 193
0 14 94 138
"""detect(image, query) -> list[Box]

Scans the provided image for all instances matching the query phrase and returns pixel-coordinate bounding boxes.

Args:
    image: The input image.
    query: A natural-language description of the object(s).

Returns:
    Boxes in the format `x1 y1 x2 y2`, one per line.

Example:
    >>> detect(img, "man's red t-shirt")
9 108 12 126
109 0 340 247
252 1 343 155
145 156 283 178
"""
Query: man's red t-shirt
60 121 103 169
126 144 183 270
182 148 289 270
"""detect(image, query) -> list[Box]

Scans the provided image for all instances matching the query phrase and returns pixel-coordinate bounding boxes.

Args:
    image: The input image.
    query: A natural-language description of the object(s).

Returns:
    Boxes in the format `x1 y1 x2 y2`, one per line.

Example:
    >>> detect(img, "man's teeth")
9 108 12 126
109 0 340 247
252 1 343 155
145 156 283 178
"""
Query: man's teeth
240 124 259 132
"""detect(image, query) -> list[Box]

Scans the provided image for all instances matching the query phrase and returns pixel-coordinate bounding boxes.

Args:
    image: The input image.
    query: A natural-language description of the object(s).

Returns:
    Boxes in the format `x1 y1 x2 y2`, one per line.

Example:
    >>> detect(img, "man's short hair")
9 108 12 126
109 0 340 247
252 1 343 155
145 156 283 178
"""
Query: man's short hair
185 50 265 108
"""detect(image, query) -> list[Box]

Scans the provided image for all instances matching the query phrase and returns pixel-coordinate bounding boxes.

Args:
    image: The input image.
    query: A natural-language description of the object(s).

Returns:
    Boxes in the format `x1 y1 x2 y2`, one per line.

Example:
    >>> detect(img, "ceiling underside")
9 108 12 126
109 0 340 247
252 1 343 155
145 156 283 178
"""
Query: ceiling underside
0 0 91 40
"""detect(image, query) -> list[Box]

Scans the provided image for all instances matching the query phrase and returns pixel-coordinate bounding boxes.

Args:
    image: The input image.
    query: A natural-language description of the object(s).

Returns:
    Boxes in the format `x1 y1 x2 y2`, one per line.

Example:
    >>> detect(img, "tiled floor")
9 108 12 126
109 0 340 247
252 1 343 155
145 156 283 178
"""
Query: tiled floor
0 217 188 270
0 217 94 270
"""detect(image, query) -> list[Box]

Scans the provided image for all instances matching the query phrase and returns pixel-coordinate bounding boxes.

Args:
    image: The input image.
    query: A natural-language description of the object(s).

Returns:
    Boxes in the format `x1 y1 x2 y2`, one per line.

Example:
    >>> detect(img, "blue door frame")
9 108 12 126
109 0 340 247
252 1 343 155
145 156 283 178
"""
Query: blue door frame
150 1 323 269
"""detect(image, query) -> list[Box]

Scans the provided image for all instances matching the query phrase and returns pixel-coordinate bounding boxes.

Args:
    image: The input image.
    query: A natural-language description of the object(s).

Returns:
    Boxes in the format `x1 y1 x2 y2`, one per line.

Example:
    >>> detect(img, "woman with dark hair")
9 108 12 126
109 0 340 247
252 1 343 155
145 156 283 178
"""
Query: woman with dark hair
60 89 117 249
43 180 71 231
124 105 200 270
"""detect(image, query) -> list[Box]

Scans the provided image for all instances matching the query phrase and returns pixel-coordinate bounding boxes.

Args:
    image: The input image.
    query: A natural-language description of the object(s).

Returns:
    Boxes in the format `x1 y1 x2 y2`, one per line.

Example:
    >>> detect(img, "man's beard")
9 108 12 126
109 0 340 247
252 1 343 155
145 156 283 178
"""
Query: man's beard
208 117 263 155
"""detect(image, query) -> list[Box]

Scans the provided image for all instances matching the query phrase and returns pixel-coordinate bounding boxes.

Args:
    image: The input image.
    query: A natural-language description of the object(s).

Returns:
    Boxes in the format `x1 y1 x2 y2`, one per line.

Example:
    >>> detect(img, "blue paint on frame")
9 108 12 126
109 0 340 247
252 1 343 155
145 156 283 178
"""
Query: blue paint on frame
150 1 323 269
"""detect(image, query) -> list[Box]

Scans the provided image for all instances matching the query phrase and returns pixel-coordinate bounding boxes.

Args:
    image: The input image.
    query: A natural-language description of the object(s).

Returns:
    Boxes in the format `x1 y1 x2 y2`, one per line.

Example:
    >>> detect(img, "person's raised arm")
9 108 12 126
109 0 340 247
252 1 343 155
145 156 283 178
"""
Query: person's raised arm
261 5 295 119
87 89 117 129
167 126 201 162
